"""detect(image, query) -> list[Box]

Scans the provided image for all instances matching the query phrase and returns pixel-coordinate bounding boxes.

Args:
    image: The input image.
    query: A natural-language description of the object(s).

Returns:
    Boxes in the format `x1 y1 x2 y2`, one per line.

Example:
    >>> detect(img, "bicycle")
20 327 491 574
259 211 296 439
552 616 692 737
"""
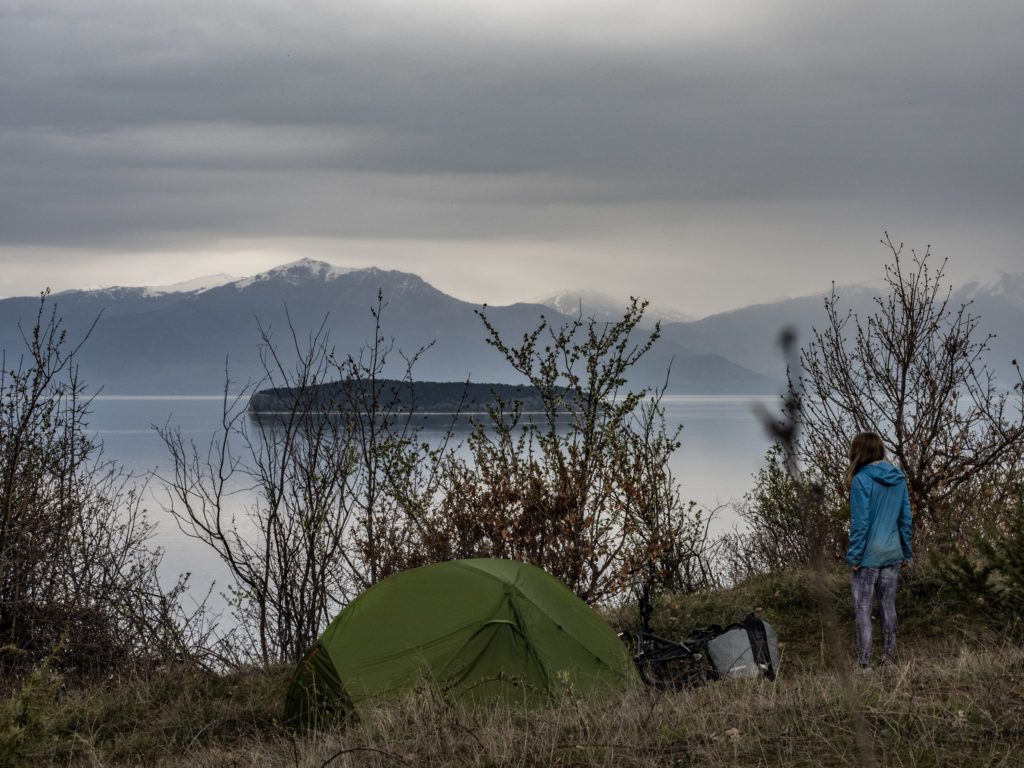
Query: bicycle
618 626 720 689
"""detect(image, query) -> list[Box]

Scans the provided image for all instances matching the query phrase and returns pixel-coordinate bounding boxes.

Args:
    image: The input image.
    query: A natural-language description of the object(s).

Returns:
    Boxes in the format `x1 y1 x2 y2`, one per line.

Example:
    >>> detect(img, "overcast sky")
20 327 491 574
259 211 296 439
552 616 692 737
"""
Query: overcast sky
1 0 1021 316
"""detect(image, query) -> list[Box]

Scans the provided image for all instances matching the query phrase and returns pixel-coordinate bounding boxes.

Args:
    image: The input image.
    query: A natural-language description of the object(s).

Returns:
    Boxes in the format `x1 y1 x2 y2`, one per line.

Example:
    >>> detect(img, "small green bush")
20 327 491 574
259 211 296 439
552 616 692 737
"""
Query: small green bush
944 495 1024 634
0 662 63 764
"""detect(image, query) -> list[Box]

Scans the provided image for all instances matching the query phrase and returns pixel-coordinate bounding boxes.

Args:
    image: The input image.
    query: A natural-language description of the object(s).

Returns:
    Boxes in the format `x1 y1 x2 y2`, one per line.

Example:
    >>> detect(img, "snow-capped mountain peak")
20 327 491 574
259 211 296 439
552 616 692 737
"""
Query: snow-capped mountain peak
957 271 1024 308
234 258 359 289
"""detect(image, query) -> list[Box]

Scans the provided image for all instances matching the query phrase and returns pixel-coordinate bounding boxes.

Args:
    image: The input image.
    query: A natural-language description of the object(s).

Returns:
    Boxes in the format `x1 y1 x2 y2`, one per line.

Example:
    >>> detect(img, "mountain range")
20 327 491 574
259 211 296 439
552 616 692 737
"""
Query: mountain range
0 259 1021 396
658 273 1024 385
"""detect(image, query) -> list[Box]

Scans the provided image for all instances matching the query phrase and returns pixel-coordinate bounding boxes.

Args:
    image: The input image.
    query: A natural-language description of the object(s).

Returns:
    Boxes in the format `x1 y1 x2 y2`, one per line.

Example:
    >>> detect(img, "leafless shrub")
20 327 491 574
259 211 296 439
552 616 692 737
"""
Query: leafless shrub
326 299 458 585
0 294 199 677
157 295 451 665
614 391 723 609
423 300 717 605
796 235 1024 553
721 444 845 582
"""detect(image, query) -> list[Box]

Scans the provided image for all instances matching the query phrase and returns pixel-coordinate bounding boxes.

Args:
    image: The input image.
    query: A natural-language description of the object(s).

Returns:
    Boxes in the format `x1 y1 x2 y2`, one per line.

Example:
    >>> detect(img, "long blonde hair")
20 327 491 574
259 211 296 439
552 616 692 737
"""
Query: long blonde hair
847 432 885 488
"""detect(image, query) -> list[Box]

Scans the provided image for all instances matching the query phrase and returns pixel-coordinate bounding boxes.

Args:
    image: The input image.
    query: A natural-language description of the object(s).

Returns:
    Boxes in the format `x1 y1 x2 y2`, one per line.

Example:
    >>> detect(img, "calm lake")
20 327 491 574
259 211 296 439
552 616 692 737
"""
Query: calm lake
87 395 779 595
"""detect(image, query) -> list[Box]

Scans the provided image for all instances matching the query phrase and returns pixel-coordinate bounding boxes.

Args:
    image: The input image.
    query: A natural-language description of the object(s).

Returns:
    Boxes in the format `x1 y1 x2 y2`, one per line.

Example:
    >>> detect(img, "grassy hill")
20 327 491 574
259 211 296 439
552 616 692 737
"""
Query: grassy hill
3 566 1019 767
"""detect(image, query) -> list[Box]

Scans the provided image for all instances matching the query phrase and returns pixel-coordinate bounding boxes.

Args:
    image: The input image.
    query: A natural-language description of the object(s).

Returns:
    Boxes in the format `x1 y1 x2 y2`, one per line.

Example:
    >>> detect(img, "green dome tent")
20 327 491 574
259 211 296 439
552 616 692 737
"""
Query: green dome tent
285 558 637 725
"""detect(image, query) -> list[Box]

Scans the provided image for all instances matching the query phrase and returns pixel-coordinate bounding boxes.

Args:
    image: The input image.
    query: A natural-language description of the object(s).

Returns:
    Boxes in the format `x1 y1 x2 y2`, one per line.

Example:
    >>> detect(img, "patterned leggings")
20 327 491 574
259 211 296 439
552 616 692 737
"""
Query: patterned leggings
850 565 900 667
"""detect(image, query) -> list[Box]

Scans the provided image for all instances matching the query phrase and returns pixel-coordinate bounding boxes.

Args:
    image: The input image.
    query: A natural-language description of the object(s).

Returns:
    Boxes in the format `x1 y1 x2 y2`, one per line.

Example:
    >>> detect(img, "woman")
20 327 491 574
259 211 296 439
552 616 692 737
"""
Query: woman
845 432 913 669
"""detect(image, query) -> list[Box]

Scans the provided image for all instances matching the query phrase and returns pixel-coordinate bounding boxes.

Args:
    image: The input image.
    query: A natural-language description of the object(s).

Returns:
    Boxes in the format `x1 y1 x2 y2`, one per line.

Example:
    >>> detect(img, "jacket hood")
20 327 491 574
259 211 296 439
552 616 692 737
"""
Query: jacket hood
857 461 906 486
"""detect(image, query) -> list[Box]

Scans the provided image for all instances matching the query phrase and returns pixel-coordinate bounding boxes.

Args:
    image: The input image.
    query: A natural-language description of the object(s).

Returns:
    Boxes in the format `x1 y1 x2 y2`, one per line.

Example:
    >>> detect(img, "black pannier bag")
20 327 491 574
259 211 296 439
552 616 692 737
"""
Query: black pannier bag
705 613 779 680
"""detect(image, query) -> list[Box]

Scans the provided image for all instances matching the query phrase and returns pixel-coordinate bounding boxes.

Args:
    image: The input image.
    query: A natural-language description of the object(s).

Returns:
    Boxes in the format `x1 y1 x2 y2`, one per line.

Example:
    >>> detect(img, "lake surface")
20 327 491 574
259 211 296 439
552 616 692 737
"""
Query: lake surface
87 394 779 597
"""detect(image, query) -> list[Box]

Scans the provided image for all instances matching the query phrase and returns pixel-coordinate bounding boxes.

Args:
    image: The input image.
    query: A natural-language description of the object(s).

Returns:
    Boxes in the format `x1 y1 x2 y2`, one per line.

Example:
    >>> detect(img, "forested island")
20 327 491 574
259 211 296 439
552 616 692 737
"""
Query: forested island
247 379 570 414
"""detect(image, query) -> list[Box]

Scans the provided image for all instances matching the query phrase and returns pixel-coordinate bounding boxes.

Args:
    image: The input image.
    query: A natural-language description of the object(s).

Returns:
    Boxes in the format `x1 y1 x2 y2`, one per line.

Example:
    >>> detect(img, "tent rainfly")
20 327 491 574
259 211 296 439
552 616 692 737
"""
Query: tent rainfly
285 558 637 724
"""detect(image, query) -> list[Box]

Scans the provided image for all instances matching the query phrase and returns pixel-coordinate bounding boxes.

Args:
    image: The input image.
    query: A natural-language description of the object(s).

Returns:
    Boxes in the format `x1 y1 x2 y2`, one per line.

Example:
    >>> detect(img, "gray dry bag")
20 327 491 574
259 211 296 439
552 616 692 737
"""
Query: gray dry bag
706 613 779 680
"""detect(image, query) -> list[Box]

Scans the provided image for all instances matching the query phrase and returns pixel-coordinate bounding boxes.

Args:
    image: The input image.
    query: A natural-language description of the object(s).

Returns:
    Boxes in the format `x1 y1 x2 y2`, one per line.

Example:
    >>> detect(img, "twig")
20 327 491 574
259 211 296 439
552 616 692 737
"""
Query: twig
320 745 409 767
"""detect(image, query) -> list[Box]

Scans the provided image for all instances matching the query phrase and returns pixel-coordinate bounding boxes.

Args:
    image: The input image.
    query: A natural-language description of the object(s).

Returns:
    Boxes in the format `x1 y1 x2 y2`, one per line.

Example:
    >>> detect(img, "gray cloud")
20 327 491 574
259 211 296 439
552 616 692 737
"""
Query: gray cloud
1 0 1022 313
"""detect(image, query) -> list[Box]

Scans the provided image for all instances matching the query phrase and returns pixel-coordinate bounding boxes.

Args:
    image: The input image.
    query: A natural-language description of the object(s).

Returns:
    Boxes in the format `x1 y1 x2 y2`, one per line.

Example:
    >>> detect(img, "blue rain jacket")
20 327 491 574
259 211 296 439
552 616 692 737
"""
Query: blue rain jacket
845 461 913 568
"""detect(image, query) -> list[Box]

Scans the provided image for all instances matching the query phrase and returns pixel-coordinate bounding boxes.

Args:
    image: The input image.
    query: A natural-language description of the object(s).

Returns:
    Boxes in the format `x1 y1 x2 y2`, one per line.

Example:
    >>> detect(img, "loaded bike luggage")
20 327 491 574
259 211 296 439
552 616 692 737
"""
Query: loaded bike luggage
620 613 780 689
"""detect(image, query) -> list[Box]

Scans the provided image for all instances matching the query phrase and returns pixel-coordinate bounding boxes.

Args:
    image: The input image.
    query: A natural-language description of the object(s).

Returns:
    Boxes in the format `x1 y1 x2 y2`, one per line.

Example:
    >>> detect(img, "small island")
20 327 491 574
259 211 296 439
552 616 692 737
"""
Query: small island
247 379 571 414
